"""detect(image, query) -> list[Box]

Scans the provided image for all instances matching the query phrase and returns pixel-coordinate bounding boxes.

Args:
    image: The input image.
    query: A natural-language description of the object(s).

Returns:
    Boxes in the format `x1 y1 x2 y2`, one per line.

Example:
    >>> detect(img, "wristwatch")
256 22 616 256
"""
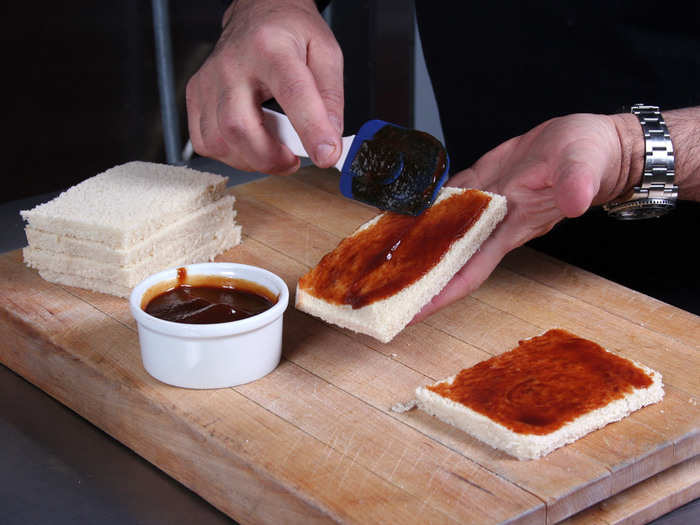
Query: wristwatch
603 104 678 219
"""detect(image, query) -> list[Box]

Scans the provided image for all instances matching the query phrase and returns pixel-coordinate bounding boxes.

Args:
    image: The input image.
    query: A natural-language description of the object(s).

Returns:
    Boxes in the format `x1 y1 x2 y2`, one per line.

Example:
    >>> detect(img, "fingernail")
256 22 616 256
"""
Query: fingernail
315 142 337 165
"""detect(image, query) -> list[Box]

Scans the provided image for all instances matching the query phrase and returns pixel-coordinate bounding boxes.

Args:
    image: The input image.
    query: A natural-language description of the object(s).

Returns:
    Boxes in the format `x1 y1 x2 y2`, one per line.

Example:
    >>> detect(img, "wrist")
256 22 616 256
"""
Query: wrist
604 105 683 219
607 112 645 203
610 106 700 204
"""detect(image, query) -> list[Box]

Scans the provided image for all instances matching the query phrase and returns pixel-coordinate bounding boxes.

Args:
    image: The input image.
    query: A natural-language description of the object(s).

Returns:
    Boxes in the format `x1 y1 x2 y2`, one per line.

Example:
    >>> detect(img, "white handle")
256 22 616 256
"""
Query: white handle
261 107 353 171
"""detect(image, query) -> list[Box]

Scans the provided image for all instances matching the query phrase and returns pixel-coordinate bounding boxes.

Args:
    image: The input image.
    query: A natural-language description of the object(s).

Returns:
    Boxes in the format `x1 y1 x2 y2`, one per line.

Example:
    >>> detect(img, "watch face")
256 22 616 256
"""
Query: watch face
606 199 675 220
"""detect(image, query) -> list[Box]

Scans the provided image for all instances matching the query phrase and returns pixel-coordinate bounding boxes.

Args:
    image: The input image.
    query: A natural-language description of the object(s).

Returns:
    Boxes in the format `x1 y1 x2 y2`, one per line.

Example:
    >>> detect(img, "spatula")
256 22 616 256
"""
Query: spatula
262 108 450 215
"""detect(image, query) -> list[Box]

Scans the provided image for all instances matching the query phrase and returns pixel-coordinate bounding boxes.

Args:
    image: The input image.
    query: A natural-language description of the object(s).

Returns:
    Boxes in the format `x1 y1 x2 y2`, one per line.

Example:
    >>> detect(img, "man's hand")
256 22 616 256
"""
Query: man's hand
186 0 344 174
413 113 642 322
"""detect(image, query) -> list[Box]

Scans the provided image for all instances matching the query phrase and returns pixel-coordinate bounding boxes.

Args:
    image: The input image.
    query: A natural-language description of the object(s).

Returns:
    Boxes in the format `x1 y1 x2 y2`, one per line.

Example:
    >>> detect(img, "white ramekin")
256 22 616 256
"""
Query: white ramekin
129 262 289 389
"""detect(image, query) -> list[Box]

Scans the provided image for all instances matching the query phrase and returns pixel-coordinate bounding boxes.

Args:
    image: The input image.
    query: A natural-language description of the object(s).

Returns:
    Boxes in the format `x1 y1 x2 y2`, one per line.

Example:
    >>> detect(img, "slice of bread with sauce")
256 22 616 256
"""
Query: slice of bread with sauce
414 329 665 460
295 187 507 343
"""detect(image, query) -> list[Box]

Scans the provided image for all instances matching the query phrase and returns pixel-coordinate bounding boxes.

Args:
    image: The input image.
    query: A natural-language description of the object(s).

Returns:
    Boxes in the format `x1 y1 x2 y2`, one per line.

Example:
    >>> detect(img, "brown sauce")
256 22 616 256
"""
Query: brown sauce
350 125 447 215
298 190 491 308
142 268 277 324
427 328 654 435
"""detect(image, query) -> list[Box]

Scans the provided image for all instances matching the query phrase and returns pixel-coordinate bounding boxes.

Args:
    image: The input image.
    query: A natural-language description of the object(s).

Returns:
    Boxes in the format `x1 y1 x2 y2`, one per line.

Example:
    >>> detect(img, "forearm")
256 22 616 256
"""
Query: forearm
666 107 700 200
223 0 321 26
609 106 700 203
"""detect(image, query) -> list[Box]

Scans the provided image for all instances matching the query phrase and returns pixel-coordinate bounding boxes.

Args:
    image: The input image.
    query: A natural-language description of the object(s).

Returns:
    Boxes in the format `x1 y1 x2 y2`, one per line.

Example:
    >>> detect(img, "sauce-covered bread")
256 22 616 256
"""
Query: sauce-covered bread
415 329 664 460
295 187 507 342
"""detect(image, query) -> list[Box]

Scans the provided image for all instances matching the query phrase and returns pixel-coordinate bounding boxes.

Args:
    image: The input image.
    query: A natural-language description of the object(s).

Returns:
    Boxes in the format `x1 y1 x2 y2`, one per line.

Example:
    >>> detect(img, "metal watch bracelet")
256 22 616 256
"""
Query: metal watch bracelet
603 104 678 218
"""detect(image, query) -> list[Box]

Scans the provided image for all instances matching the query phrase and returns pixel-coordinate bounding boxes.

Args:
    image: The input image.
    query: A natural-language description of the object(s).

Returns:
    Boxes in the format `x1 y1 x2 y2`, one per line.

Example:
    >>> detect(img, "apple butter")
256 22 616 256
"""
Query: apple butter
298 189 491 309
427 328 654 435
142 268 277 324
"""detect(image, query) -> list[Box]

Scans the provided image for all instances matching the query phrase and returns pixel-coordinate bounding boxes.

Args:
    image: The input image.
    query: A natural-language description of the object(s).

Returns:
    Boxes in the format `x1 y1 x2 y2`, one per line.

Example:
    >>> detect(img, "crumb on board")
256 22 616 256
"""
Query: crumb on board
391 399 417 413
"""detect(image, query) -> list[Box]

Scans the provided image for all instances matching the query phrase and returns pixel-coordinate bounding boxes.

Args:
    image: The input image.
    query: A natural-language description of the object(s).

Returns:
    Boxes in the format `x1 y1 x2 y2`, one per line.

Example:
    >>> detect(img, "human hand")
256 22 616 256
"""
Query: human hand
186 0 343 175
413 112 643 322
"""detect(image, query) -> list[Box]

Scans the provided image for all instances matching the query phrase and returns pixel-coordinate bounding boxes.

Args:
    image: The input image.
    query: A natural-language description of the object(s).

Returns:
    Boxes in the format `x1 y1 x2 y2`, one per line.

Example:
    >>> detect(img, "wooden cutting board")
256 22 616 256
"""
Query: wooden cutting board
0 167 698 524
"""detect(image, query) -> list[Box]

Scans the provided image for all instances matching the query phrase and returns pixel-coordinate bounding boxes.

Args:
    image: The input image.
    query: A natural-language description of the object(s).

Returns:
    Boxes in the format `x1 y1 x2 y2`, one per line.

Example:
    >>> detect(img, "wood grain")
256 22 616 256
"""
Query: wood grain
561 456 700 525
1 167 697 524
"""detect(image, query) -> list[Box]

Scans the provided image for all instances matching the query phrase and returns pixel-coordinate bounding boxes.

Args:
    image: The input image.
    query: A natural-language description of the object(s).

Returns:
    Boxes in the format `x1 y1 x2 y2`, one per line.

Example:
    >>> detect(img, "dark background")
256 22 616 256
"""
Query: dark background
2 1 226 203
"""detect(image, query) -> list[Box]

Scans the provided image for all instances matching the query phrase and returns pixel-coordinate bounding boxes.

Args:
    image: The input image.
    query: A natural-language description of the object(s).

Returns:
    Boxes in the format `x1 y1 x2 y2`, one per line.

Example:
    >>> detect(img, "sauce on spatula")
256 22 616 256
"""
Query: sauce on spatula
349 125 447 215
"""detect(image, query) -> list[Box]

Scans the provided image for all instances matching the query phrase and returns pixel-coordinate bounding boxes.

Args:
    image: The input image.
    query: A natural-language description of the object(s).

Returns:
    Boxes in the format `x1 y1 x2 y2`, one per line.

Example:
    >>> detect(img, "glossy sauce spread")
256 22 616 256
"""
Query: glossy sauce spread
350 125 447 215
427 328 654 435
142 267 277 324
298 190 491 308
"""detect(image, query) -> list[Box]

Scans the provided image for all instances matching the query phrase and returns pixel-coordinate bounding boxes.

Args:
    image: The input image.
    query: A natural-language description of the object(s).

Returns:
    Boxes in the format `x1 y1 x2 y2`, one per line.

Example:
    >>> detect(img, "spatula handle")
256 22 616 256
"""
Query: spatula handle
261 107 353 171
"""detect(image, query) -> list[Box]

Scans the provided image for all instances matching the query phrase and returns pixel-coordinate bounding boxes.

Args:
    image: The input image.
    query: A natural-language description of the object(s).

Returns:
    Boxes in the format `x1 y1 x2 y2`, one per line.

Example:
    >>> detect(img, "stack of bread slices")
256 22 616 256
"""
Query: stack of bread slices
21 161 241 298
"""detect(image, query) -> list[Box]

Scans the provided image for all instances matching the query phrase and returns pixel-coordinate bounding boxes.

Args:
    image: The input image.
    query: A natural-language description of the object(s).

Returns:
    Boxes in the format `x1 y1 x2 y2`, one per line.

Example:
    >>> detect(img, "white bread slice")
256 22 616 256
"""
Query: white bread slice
20 161 228 249
295 187 507 343
415 330 664 460
38 269 137 299
24 195 236 265
25 223 242 293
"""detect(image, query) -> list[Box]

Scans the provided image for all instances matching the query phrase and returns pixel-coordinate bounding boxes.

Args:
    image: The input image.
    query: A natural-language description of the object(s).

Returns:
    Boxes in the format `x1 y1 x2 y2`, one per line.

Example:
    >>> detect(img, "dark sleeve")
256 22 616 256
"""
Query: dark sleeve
221 0 332 10
315 0 332 12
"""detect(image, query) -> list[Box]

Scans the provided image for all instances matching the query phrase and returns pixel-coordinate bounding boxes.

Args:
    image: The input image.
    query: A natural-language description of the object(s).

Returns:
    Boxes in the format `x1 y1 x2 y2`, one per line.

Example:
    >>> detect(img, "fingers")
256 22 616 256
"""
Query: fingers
307 35 344 136
411 228 510 324
185 77 205 160
185 2 343 174
187 66 301 175
216 86 301 175
263 44 343 168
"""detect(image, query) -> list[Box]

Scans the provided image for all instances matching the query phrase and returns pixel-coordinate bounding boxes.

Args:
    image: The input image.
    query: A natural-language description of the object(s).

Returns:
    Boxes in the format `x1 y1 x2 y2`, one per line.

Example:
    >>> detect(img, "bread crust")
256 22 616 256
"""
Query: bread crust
33 226 242 297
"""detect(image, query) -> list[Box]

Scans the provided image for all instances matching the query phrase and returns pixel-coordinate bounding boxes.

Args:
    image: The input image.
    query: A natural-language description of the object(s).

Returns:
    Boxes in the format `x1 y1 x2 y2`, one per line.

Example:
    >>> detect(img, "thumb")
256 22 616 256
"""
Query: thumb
552 160 599 218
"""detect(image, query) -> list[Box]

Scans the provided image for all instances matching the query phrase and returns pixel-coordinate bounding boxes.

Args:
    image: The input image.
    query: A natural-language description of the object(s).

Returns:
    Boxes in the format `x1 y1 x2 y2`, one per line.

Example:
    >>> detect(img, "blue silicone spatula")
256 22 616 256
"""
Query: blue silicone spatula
262 108 450 215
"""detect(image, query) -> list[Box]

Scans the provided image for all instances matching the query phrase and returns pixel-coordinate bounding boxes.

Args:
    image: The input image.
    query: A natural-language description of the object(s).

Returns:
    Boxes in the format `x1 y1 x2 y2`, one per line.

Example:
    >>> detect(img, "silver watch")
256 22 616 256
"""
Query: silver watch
603 104 678 219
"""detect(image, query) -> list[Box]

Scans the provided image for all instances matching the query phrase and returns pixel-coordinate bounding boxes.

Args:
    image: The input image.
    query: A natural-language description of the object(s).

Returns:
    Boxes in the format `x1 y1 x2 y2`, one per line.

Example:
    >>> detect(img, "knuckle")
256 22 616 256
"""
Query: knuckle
185 77 194 99
218 116 247 144
188 130 205 154
275 77 309 104
251 25 288 58
215 92 247 142
190 135 211 157
217 85 236 107
224 156 254 173
318 87 344 109
185 78 198 109
263 158 299 175
199 121 227 159
327 40 344 64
